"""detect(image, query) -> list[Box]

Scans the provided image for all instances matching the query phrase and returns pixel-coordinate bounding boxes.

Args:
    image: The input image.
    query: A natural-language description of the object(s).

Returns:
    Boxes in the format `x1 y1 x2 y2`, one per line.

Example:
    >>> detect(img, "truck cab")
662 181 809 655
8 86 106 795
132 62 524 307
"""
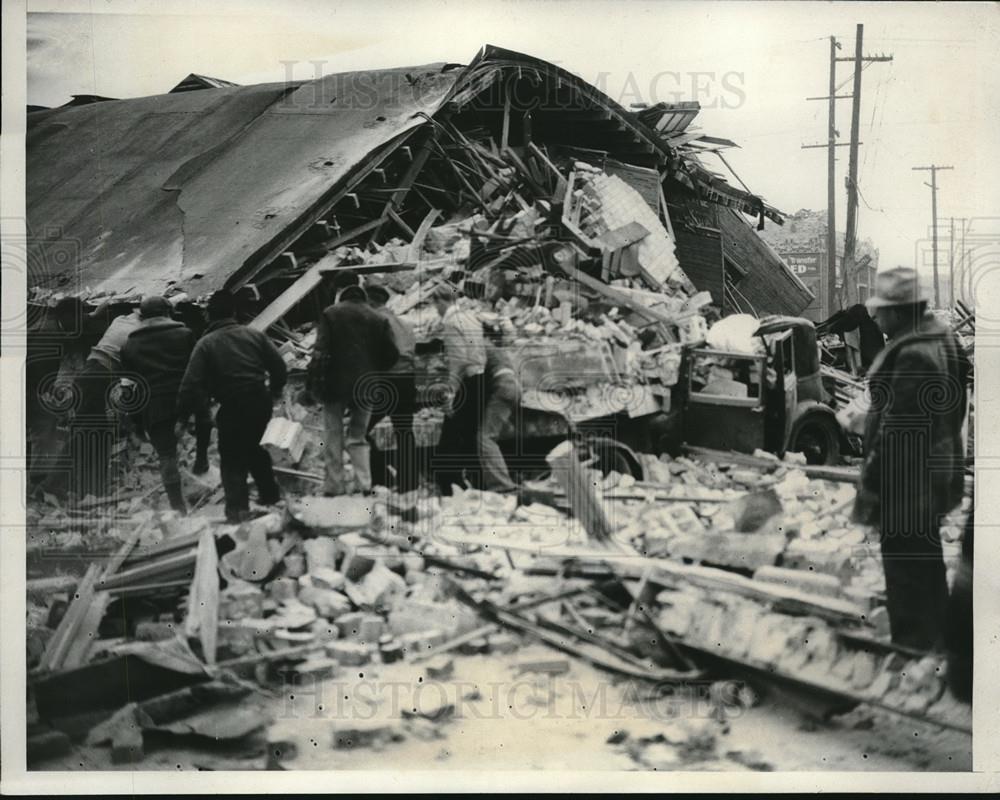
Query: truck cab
681 316 846 465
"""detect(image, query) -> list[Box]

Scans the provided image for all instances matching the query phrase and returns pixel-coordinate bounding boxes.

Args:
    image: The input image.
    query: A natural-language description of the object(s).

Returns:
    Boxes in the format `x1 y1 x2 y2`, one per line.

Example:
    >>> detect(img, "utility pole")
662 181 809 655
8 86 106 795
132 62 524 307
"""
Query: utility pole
912 164 953 308
803 37 847 315
959 217 970 304
949 217 956 310
840 24 893 306
826 37 838 313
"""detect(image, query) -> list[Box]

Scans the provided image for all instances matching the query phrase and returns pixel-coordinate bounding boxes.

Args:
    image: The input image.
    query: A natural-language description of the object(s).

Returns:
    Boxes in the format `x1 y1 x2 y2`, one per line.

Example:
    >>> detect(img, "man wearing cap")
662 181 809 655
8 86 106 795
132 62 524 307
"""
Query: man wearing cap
309 285 400 496
178 290 287 522
121 296 210 512
366 284 420 492
853 267 971 650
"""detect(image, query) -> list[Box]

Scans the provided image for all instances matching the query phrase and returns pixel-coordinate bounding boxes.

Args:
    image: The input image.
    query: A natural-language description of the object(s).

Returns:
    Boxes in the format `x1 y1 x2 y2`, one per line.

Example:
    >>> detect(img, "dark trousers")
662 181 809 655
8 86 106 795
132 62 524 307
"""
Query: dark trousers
878 516 949 651
216 386 280 521
368 373 419 492
434 373 485 495
147 419 185 512
190 402 213 465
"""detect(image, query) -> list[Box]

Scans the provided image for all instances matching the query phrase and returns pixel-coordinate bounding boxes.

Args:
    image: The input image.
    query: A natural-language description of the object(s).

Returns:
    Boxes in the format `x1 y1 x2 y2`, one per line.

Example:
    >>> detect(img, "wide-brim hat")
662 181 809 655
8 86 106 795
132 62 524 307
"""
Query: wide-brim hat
866 267 928 311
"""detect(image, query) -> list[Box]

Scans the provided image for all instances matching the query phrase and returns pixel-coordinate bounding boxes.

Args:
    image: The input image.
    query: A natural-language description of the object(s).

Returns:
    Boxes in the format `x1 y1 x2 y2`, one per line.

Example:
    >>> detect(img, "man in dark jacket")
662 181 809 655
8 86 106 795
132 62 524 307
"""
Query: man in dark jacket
178 290 287 522
309 285 399 495
366 284 419 492
853 268 970 650
121 296 210 512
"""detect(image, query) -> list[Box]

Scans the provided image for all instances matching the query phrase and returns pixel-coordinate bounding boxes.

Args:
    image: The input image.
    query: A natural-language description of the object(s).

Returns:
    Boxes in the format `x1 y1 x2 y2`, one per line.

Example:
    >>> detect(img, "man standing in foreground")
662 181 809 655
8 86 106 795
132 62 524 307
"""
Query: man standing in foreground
853 268 970 650
178 290 287 522
309 285 399 496
121 296 211 513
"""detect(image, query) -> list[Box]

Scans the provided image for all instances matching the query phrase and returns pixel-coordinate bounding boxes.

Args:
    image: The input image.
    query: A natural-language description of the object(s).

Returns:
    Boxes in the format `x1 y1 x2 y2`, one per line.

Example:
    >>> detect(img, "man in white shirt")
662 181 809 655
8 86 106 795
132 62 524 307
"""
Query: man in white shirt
70 305 142 497
434 285 487 387
431 285 517 493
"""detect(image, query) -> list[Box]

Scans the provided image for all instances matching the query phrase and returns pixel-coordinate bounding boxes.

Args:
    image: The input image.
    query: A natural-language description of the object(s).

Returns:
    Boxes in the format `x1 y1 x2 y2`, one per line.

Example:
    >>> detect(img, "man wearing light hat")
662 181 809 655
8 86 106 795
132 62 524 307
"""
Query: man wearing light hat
853 267 971 650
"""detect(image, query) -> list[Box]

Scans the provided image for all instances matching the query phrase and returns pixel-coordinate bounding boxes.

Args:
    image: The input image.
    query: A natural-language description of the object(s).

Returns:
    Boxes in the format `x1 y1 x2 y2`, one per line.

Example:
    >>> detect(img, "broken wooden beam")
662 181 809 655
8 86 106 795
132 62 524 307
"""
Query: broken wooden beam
682 445 860 483
545 441 612 544
387 208 415 240
184 527 220 665
406 208 442 262
39 563 101 672
249 218 387 332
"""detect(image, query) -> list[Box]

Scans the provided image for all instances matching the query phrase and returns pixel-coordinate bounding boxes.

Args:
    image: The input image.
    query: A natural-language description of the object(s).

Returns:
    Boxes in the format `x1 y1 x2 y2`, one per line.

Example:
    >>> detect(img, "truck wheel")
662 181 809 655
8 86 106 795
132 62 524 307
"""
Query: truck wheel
789 415 841 466
583 436 644 480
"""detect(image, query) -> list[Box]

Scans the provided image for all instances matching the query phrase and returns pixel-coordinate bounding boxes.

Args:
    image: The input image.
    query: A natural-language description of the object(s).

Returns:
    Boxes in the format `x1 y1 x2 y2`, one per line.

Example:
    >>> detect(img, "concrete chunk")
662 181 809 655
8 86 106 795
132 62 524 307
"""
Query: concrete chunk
325 640 371 666
515 658 570 676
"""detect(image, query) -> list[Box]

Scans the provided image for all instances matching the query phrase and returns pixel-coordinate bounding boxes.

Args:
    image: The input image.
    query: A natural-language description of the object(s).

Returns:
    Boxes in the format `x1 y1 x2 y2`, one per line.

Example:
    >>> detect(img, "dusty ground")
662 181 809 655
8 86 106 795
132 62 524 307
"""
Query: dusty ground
35 637 971 772
27 431 972 773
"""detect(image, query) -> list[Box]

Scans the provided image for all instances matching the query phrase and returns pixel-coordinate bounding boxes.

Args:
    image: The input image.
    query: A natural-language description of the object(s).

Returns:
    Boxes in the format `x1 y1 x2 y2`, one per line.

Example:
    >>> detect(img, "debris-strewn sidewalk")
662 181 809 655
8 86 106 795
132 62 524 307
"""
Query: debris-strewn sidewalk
25 432 971 769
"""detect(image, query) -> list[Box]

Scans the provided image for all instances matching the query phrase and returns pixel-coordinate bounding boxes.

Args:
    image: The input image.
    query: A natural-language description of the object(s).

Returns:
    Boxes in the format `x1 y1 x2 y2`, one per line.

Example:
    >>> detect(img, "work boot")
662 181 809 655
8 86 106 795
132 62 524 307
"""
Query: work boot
165 481 187 514
226 508 252 524
258 489 282 507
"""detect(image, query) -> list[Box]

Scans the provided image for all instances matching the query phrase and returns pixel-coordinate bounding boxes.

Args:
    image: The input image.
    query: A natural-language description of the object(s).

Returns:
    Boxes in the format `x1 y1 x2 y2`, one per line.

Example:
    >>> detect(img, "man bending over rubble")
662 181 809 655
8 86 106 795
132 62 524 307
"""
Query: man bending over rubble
178 289 287 522
121 296 211 513
431 285 517 494
480 332 520 493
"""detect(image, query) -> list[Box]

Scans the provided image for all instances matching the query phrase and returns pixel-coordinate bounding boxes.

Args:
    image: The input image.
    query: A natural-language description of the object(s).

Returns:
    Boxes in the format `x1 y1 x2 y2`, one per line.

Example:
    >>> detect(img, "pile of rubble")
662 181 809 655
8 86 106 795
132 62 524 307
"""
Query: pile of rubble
26 434 972 769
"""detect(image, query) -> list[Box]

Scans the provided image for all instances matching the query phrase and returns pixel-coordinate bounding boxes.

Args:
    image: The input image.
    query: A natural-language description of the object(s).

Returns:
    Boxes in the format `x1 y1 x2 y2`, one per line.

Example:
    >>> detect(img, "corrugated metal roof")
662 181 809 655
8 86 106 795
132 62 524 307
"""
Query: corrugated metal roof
27 44 785 300
27 64 459 298
170 73 241 93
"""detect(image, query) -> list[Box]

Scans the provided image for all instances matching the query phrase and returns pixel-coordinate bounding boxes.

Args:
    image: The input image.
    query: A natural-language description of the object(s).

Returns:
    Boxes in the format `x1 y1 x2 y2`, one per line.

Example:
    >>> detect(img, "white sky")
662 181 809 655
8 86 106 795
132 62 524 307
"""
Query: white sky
24 0 1000 277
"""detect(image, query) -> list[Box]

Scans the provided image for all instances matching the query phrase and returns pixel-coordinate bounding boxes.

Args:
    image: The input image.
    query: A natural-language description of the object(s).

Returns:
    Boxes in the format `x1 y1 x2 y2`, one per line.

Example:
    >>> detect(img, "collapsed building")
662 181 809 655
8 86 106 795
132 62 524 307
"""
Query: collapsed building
26 45 809 324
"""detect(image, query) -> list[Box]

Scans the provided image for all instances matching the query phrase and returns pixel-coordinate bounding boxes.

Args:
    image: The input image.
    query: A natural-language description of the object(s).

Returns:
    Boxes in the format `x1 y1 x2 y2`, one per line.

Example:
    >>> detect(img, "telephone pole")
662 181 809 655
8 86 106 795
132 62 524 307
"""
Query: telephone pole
955 217 970 304
825 37 838 312
803 37 847 315
912 164 953 308
840 24 893 306
949 217 956 310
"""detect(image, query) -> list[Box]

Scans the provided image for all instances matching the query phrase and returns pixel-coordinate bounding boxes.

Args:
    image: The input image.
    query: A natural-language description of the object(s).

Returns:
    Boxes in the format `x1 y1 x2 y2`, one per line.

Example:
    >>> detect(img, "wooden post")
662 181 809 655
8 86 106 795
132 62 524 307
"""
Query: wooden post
545 441 612 544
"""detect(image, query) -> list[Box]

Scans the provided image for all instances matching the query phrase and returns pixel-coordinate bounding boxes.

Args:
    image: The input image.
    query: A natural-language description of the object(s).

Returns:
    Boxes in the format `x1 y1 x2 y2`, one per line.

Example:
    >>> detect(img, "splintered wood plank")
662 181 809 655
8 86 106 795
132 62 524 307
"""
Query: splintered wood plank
406 208 442 262
250 218 387 332
40 563 101 672
61 591 111 670
185 527 220 665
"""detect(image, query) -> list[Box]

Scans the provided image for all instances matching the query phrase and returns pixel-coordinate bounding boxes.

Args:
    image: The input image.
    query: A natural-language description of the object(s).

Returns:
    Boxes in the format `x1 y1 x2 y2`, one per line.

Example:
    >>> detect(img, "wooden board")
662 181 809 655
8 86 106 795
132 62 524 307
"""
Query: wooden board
39 563 101 672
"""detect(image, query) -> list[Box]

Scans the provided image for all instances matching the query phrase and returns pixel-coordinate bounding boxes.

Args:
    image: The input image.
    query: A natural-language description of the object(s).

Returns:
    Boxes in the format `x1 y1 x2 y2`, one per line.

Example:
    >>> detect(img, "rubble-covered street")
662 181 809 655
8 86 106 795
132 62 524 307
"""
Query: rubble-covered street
25 428 973 770
17 16 980 783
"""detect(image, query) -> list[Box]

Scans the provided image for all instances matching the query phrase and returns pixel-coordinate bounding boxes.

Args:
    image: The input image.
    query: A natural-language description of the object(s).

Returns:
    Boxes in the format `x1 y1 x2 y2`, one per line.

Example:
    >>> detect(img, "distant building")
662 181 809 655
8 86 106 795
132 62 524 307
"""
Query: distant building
757 209 878 321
